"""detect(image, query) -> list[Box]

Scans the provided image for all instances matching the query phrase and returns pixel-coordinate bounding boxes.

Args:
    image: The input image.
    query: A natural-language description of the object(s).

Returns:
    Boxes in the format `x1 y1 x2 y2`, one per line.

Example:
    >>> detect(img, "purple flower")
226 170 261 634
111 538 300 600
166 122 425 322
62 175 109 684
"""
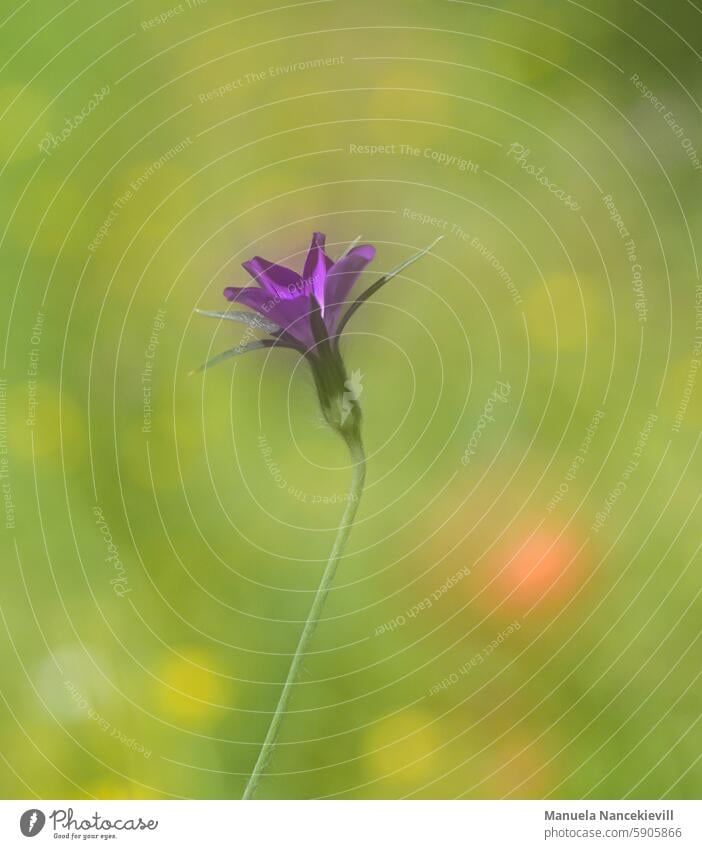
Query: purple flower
192 229 443 800
194 232 442 442
223 232 376 349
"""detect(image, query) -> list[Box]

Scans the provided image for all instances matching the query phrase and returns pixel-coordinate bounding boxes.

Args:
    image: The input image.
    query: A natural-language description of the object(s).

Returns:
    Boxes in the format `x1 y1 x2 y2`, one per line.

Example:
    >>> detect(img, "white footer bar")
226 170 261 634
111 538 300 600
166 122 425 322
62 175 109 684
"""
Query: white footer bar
1 800 701 848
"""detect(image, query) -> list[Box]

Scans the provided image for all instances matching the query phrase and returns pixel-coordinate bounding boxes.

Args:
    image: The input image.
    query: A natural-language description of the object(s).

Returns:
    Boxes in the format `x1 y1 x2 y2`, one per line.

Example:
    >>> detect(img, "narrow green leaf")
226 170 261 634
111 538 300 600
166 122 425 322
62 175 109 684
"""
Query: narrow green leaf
336 235 444 336
189 339 293 375
342 234 363 254
195 308 281 335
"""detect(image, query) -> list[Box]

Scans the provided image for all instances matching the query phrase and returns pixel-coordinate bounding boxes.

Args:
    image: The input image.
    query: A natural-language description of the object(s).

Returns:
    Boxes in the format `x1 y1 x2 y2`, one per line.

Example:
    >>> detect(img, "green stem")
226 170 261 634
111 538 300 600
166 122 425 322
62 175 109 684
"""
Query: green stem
242 437 366 799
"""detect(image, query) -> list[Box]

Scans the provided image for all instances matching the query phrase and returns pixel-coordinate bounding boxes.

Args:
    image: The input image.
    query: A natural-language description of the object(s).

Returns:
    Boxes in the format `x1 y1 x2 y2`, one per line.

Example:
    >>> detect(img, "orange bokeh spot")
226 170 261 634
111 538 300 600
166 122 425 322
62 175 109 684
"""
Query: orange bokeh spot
491 528 585 610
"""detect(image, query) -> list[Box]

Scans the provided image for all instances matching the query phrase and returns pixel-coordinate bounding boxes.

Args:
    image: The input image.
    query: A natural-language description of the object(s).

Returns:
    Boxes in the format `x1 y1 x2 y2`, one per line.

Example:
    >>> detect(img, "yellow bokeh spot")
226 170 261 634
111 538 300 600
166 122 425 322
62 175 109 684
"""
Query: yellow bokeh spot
6 382 84 464
524 275 600 351
88 778 139 800
156 649 228 720
0 83 52 162
364 710 441 785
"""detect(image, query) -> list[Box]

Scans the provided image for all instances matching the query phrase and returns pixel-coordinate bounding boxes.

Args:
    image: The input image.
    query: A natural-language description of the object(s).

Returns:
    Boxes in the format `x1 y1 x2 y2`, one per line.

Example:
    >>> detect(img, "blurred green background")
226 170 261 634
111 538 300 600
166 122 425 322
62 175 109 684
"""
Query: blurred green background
1 0 701 799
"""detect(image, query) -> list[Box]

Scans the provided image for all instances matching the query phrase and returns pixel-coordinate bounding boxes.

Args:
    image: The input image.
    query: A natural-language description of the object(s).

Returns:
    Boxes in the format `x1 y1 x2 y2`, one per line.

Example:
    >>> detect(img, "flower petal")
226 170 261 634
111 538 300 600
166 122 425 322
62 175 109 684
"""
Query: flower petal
302 232 333 313
224 286 314 347
302 232 334 278
323 245 376 331
224 285 272 311
242 256 303 300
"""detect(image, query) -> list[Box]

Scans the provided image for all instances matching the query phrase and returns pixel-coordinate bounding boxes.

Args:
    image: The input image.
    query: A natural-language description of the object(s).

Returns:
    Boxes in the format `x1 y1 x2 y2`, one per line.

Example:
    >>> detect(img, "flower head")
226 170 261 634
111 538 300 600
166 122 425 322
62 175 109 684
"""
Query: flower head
194 232 442 444
223 232 375 348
